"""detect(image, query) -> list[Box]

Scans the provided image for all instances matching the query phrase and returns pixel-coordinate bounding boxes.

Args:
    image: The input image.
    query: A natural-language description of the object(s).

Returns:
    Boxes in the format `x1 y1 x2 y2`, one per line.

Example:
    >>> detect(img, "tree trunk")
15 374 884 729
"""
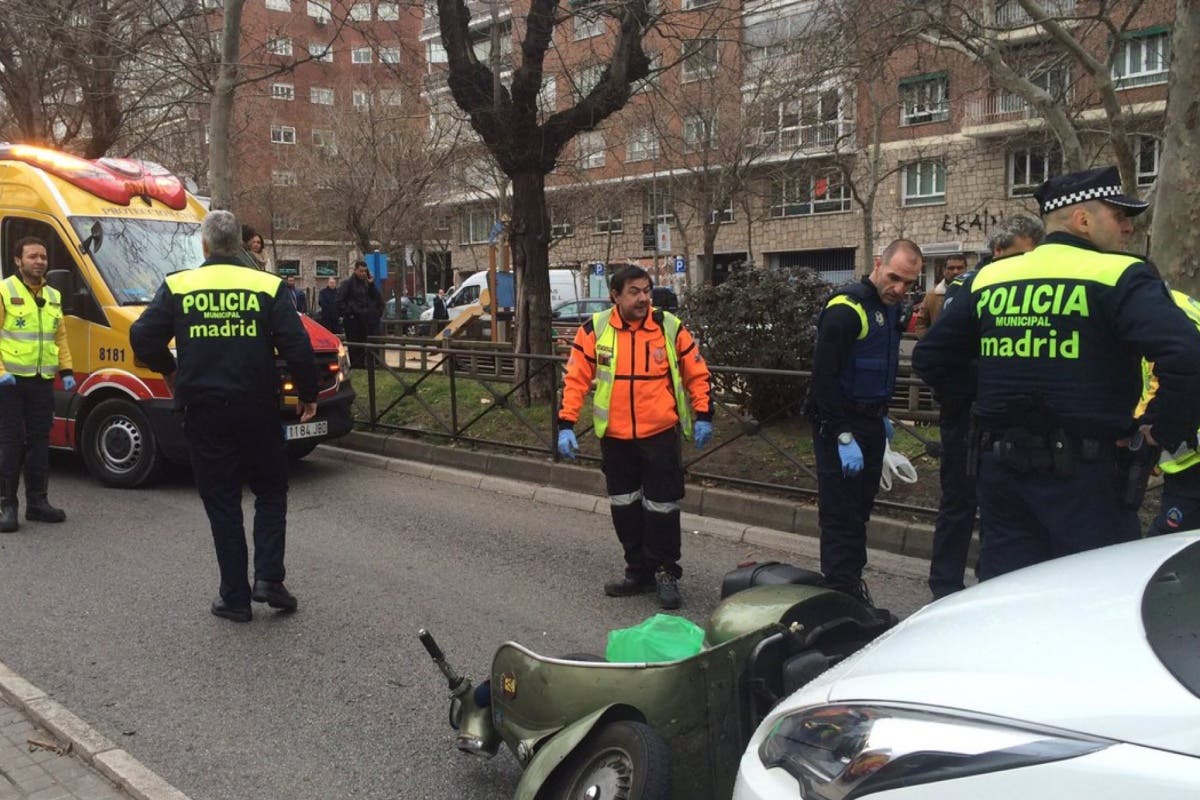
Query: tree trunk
510 170 554 402
698 220 717 285
860 193 876 279
208 0 245 211
1149 0 1200 293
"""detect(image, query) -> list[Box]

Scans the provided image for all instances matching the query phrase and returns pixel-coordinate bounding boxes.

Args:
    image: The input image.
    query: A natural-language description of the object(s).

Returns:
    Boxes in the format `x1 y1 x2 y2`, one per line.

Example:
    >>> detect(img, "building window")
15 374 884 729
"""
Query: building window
272 170 298 187
709 197 734 224
306 0 330 21
1113 29 1170 88
594 210 623 235
462 209 494 244
349 2 371 21
1136 135 1161 186
315 259 339 277
270 125 296 145
1009 146 1061 196
352 90 371 109
577 130 605 169
762 86 851 150
312 129 336 153
266 0 291 11
769 172 850 217
575 64 604 98
626 127 659 162
433 214 451 231
683 0 717 8
308 42 334 61
550 207 574 238
537 74 556 116
900 73 949 125
377 1 399 19
644 186 674 225
379 88 403 106
272 215 299 231
632 52 662 95
901 161 945 206
267 37 292 56
379 46 401 64
681 36 718 82
352 47 372 64
573 2 604 40
270 83 294 101
683 115 716 152
310 86 334 105
427 40 448 64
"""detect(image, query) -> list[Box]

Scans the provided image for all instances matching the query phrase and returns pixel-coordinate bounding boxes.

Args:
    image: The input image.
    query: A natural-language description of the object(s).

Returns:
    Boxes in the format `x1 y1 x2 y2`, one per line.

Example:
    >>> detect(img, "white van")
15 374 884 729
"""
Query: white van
421 269 580 321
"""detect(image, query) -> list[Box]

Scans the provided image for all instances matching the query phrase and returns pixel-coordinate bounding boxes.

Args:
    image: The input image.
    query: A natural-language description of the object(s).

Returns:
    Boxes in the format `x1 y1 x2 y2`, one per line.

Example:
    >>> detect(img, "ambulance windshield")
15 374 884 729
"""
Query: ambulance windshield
69 216 206 305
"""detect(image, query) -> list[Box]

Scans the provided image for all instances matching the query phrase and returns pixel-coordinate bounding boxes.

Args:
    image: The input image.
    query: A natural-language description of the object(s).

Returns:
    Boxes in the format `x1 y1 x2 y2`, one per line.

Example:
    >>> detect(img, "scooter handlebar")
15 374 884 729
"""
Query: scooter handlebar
419 628 468 692
419 628 445 661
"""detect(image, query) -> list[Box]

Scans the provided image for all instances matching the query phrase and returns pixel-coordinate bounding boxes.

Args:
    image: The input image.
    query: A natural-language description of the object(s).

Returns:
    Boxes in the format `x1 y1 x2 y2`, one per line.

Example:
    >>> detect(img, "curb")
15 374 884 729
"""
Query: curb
0 660 192 800
325 429 945 564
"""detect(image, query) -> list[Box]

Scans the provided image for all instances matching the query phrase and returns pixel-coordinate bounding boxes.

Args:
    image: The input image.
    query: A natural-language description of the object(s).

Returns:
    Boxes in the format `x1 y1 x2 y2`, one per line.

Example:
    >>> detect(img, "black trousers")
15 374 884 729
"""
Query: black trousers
812 415 886 594
343 314 371 368
184 401 289 606
1148 466 1200 536
600 427 685 580
0 376 54 478
976 451 1139 580
928 406 978 598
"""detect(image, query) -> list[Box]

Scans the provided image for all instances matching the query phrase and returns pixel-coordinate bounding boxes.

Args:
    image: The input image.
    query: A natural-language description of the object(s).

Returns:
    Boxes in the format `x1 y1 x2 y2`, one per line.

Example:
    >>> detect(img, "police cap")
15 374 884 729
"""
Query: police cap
1033 166 1149 217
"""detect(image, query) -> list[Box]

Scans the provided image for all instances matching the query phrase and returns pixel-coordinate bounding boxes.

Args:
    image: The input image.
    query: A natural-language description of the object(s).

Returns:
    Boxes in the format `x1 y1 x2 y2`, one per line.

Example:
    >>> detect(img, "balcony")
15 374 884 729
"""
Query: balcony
995 0 1075 28
760 120 854 157
962 93 1049 135
422 0 512 37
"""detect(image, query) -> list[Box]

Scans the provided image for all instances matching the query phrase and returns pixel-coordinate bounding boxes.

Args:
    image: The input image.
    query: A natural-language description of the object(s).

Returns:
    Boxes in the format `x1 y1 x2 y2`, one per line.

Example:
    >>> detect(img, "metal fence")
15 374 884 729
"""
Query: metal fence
347 337 942 517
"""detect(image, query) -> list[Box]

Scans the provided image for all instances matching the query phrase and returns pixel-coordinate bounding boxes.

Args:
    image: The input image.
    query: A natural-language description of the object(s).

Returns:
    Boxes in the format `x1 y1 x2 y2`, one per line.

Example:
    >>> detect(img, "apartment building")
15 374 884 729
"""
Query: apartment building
421 0 1172 294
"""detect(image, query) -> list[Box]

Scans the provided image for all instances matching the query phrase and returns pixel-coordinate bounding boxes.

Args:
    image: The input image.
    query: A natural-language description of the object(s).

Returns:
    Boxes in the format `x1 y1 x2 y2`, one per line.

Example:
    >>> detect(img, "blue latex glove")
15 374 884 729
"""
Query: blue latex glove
883 417 894 441
61 375 76 393
0 373 13 387
693 420 713 449
557 429 579 460
838 437 864 477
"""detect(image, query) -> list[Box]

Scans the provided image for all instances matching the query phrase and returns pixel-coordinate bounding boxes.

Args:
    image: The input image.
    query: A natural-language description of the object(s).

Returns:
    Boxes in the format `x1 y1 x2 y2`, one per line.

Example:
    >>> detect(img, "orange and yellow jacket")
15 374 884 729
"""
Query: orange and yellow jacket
559 307 711 440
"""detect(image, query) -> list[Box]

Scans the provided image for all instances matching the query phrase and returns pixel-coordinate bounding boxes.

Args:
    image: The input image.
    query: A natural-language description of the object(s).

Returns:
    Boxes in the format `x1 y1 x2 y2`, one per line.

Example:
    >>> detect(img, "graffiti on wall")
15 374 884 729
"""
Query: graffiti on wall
940 208 1005 236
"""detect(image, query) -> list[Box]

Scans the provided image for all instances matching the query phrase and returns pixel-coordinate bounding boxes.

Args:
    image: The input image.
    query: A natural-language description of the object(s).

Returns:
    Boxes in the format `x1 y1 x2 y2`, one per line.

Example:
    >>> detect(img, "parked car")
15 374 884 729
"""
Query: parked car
551 297 611 323
733 532 1200 800
385 293 433 321
652 285 679 312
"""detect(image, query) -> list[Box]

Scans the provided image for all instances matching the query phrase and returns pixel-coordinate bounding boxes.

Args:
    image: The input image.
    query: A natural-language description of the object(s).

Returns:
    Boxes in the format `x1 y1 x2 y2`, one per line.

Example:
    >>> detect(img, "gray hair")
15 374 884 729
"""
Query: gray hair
988 214 1045 253
202 209 243 258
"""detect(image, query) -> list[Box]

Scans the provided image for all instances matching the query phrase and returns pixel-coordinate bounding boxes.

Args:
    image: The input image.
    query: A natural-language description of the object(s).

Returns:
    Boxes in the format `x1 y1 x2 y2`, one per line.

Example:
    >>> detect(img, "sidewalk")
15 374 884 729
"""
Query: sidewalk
0 664 189 800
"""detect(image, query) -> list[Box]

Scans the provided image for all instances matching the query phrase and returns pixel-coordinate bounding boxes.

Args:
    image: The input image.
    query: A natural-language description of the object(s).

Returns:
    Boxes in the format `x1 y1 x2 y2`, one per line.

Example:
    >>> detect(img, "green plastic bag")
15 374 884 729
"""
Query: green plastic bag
605 613 705 663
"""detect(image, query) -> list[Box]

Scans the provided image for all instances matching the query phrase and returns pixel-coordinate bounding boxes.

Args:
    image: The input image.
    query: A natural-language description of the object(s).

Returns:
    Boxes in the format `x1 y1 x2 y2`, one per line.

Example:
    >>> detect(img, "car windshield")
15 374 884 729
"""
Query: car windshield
69 216 205 305
1143 538 1200 698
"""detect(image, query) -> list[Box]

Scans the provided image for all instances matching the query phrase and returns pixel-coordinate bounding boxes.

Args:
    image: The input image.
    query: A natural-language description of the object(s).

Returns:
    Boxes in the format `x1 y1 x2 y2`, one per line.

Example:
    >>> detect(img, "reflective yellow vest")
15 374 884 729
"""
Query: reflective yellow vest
592 309 692 439
0 274 63 379
1138 289 1200 474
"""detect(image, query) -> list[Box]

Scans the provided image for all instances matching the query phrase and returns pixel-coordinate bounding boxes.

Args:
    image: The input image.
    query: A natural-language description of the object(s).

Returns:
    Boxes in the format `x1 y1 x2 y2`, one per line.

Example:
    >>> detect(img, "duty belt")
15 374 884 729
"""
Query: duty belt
849 401 888 418
980 429 1115 466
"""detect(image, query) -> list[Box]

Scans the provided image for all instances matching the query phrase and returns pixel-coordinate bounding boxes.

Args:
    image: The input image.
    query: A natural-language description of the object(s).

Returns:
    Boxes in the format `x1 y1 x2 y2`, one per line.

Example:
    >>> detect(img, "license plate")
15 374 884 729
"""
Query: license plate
284 420 328 440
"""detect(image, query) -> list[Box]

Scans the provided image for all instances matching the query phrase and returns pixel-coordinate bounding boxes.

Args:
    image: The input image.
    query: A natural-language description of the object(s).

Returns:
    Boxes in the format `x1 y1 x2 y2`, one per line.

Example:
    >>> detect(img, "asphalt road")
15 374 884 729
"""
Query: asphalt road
0 450 933 800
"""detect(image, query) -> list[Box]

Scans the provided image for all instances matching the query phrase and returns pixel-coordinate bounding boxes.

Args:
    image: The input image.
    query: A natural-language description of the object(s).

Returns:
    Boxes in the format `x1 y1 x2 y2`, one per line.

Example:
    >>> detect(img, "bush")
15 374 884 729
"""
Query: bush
684 267 832 421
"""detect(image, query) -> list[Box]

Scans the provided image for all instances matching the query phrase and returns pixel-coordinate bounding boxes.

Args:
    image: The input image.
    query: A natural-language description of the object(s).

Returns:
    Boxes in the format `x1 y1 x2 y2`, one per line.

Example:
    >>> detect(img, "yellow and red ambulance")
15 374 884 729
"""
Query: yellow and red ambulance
0 144 354 486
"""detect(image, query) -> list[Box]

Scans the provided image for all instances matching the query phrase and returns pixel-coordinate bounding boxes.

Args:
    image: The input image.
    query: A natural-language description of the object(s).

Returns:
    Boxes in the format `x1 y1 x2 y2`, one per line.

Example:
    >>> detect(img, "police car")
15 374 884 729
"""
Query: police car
733 533 1200 799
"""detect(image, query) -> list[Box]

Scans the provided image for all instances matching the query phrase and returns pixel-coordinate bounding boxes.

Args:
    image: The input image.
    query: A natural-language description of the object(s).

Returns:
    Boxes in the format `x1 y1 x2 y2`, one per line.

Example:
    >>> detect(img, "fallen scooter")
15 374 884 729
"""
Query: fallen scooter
419 562 896 800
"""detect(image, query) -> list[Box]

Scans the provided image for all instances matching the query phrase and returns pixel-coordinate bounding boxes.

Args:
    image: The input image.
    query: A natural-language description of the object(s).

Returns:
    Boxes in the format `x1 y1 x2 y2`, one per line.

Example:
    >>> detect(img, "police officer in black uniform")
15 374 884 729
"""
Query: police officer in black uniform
914 167 1200 580
130 210 319 622
807 239 923 601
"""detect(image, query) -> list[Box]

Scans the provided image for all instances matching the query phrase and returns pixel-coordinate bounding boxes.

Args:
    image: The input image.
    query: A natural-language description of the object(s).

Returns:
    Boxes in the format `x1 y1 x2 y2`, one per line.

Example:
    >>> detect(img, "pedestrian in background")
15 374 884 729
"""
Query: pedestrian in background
558 266 713 609
806 239 922 602
318 276 341 333
432 288 449 321
915 166 1200 580
913 254 967 337
336 260 383 367
924 215 1043 599
130 210 318 622
286 276 307 313
0 236 75 532
242 229 272 272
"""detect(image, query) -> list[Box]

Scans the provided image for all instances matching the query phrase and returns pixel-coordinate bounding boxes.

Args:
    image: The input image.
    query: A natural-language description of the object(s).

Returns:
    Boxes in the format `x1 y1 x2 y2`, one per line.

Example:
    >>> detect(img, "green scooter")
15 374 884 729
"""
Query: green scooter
419 563 896 800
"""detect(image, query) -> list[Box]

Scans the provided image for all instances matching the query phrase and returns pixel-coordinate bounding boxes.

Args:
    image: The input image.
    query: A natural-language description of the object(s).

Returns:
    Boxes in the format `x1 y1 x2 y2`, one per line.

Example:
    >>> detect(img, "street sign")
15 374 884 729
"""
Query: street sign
642 223 655 251
674 255 686 274
656 223 671 253
592 262 605 276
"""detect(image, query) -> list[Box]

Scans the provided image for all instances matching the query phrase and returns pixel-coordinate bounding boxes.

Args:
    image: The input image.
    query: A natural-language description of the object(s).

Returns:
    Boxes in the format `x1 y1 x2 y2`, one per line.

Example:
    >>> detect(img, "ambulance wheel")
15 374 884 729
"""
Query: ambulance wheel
286 441 319 461
546 721 671 800
81 398 162 488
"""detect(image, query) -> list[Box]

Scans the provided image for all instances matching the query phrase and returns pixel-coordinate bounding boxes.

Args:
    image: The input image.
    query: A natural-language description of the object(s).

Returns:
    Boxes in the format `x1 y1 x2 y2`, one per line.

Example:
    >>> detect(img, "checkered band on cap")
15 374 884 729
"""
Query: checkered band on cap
1041 183 1122 213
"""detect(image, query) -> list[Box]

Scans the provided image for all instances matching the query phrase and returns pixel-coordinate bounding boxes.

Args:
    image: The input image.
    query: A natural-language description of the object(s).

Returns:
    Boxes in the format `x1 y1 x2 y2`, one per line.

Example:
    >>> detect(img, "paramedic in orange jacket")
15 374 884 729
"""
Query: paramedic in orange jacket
558 265 713 609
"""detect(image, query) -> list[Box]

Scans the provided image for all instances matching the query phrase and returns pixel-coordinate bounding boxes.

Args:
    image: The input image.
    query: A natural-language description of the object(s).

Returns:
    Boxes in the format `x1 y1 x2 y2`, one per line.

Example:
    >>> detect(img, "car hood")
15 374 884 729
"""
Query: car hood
811 533 1200 755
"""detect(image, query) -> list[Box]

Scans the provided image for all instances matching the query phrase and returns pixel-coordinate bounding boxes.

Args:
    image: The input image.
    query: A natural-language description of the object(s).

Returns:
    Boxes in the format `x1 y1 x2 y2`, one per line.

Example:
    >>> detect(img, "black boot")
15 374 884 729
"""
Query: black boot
24 471 65 523
0 475 18 533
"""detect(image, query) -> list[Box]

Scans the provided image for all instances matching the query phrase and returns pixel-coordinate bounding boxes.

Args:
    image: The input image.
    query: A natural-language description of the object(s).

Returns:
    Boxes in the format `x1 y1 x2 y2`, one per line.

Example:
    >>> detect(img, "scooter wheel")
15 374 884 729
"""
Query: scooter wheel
545 720 671 800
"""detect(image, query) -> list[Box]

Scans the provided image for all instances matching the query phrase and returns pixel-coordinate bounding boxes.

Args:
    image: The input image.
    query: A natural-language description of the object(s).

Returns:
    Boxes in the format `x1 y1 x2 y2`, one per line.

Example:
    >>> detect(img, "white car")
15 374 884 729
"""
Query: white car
734 532 1200 800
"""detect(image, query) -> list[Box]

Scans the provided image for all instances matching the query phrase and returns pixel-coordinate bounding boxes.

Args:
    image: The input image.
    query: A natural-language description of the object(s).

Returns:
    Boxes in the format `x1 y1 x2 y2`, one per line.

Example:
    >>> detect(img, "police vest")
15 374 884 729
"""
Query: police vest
820 282 902 404
164 263 282 339
1139 289 1200 474
0 275 63 379
591 309 692 439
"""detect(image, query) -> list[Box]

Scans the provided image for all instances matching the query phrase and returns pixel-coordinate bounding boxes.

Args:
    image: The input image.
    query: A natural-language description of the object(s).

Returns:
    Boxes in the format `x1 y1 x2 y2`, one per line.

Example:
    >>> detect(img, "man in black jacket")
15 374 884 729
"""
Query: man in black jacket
130 210 318 623
318 276 341 333
337 260 383 367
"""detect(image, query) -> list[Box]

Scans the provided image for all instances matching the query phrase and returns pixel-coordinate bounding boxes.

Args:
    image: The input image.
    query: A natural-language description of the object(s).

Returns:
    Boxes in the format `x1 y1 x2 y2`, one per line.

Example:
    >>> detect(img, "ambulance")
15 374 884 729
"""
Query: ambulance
0 144 355 487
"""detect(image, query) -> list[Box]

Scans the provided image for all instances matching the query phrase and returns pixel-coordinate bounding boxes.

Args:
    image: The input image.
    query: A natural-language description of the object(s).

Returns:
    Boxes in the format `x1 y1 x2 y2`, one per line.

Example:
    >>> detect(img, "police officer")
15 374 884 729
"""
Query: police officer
914 166 1200 580
130 210 318 622
924 216 1044 599
557 266 713 610
808 239 922 601
0 237 76 532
